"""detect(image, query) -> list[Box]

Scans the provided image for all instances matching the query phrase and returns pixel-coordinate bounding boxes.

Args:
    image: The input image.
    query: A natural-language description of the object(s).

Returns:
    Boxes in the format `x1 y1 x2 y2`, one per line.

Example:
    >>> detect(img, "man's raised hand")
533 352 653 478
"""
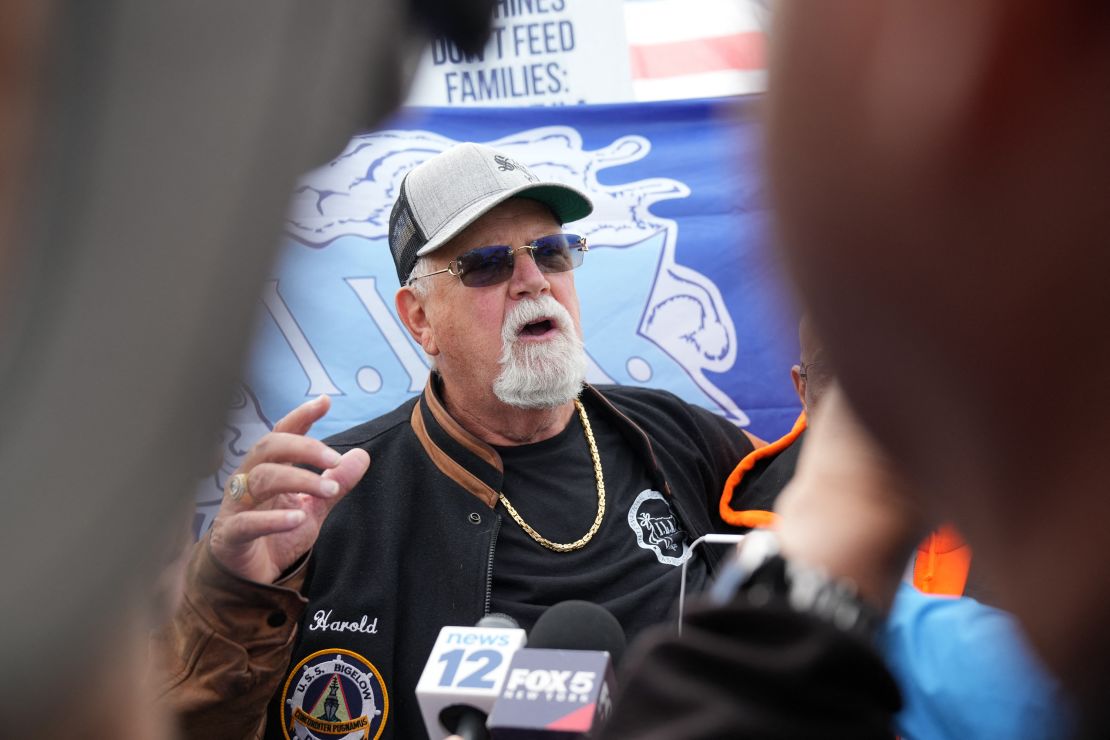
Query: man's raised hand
209 395 370 584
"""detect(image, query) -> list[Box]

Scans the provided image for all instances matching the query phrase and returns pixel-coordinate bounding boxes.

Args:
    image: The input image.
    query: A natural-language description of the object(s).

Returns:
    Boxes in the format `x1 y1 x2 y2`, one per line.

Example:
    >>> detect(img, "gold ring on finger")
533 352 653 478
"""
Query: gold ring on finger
227 472 253 505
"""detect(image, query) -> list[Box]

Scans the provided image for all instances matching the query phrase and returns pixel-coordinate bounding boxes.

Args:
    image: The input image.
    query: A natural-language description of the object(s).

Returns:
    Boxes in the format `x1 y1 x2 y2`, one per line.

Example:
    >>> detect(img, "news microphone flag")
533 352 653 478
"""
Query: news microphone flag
416 620 527 739
487 648 616 739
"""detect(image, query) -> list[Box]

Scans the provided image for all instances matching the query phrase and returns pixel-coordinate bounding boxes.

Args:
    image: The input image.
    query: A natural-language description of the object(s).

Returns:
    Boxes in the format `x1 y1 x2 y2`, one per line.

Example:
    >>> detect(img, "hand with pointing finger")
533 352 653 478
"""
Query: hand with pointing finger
209 395 371 584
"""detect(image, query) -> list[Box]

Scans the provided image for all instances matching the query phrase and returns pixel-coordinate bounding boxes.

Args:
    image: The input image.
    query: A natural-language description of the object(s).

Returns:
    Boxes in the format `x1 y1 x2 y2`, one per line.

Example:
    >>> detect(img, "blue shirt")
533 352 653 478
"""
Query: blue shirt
883 583 1074 739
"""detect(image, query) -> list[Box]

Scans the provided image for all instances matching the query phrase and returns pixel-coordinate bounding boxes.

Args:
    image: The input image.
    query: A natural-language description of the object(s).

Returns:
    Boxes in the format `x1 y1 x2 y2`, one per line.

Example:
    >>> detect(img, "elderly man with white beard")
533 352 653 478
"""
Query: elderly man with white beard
153 143 758 740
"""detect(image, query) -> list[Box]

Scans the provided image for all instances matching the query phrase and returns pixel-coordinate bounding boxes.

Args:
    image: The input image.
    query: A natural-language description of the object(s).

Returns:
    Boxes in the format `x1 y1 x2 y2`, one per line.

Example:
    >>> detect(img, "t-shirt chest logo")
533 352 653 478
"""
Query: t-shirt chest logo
627 489 693 566
280 649 389 740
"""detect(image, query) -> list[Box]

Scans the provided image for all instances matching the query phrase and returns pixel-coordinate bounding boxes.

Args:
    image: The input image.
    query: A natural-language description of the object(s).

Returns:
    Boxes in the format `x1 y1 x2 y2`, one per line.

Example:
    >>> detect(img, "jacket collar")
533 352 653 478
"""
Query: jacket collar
409 375 671 507
411 375 503 508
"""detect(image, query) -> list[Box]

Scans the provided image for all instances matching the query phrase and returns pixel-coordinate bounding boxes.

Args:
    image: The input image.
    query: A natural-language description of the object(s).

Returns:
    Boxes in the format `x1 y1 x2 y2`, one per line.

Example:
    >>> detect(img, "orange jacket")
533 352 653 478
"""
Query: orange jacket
720 412 971 596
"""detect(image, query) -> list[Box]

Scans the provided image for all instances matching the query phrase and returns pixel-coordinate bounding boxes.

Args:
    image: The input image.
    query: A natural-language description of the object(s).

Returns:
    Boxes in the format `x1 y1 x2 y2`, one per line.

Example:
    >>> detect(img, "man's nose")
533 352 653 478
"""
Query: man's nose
508 246 549 299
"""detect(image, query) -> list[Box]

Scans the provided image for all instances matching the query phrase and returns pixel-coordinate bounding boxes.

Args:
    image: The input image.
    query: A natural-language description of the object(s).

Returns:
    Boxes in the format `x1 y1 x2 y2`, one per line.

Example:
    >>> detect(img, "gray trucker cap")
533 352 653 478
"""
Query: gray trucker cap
388 142 594 284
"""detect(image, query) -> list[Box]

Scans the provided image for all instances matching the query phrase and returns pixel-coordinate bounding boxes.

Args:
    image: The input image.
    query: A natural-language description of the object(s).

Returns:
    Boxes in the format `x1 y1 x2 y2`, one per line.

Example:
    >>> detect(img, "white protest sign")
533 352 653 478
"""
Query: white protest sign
405 0 633 106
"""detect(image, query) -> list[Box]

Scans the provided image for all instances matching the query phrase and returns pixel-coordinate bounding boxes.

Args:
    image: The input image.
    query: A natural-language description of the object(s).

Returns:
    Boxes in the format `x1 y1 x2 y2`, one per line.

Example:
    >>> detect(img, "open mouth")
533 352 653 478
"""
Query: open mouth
519 318 556 337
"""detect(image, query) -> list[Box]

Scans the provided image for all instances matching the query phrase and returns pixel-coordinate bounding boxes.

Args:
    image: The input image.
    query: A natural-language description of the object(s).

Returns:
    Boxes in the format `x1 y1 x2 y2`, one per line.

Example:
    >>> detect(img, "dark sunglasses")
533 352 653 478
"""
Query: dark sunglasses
407 233 588 288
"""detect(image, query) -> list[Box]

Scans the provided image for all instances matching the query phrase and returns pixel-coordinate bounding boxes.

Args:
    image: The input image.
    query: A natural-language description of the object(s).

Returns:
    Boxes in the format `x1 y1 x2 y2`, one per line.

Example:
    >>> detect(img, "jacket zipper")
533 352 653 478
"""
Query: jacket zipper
483 515 501 616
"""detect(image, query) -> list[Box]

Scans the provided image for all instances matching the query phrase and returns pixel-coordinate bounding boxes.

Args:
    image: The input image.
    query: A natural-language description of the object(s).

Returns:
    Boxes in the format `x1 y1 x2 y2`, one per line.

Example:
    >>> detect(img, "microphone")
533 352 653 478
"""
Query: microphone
416 613 528 740
487 601 625 738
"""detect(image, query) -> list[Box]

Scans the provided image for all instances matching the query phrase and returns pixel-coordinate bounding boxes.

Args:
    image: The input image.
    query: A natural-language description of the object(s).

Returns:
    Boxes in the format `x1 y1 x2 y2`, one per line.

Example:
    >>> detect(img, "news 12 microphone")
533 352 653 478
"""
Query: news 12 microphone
486 601 626 739
416 613 528 740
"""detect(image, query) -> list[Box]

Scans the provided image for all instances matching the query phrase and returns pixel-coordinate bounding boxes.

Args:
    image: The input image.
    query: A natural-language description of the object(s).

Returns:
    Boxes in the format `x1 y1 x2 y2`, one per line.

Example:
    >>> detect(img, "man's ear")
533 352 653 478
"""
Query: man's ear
791 364 807 411
396 287 439 357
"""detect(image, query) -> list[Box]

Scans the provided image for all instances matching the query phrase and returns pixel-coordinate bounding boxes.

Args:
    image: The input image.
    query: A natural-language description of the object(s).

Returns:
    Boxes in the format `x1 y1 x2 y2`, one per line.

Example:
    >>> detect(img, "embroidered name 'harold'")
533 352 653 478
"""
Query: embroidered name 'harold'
310 609 379 634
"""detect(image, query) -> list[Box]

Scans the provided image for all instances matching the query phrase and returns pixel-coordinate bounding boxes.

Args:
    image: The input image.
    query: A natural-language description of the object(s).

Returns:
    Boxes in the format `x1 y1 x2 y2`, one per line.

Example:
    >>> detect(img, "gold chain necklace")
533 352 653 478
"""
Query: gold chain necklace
498 399 606 553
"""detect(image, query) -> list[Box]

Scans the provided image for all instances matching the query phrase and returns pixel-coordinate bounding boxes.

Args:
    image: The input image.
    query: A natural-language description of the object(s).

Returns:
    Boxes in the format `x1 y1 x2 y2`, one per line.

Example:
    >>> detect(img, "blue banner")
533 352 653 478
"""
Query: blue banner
200 96 801 532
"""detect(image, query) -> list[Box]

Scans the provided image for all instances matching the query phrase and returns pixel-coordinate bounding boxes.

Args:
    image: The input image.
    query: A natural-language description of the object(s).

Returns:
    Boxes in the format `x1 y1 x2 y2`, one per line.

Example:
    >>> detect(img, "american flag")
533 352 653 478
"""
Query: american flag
624 0 770 101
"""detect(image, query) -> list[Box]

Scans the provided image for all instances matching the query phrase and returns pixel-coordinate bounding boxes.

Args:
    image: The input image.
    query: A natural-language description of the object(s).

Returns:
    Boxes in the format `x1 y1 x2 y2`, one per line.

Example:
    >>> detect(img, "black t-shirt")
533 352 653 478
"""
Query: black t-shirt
490 397 709 644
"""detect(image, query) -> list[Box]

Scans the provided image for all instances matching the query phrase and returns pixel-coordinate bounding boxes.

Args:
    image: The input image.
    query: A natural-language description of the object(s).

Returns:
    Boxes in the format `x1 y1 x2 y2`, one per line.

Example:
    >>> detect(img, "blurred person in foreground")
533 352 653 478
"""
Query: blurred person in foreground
604 1 1110 737
719 319 972 603
720 318 1073 739
721 317 976 600
766 0 1110 726
0 1 496 738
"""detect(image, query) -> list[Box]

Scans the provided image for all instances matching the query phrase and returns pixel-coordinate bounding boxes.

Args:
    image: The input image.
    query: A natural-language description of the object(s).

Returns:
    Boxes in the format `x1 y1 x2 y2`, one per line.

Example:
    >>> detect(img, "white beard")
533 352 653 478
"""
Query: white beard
492 295 587 409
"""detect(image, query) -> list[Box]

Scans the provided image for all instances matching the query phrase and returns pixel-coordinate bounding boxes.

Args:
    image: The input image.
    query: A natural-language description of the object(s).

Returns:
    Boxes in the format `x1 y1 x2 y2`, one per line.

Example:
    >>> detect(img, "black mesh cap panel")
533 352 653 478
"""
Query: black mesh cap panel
388 178 426 284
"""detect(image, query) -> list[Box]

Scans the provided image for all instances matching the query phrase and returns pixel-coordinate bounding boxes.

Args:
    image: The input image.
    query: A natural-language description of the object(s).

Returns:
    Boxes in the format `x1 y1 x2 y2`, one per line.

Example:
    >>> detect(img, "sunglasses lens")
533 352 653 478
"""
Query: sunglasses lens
532 234 583 273
453 235 584 288
457 245 513 288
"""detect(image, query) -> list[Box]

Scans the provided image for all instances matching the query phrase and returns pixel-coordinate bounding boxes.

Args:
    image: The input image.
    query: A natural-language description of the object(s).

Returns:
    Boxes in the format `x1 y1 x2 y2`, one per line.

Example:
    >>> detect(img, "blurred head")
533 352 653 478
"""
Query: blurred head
0 1 499 735
766 0 1110 711
0 0 50 318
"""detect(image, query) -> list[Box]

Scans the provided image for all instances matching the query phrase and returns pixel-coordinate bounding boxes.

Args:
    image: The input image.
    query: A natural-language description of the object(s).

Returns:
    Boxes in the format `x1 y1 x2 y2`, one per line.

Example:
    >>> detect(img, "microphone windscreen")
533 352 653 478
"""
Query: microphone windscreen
477 613 521 630
528 601 626 666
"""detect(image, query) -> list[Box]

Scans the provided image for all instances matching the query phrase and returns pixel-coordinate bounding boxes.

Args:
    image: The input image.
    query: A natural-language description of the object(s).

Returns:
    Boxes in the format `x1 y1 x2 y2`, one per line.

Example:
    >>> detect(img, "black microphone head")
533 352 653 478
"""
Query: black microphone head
528 601 626 666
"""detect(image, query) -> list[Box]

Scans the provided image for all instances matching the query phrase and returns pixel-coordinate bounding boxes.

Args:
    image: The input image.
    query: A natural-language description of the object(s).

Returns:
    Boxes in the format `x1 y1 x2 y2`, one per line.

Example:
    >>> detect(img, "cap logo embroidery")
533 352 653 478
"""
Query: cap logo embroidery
493 154 538 183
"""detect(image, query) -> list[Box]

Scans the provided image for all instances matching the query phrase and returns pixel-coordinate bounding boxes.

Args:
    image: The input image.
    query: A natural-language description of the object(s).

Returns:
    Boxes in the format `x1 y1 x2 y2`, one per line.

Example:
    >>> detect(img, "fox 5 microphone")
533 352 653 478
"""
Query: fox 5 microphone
416 613 528 740
487 601 625 739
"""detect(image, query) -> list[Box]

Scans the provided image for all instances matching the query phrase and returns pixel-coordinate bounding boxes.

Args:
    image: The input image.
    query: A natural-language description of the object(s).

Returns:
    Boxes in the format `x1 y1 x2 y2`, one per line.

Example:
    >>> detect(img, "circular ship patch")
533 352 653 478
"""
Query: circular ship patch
281 649 389 740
